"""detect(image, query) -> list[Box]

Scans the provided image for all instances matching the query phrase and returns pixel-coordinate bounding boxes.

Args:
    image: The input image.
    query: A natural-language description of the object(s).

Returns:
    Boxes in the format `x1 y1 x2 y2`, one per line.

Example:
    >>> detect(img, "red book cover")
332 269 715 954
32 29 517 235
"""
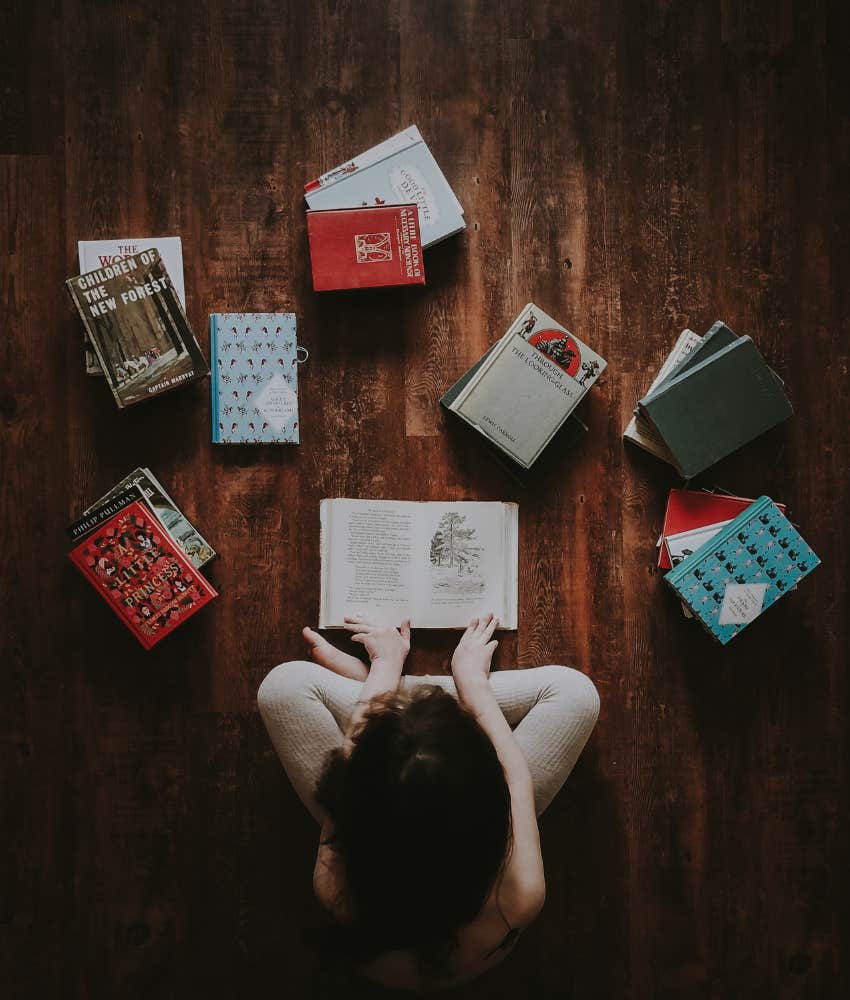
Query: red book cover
69 499 217 650
306 204 426 291
659 489 787 570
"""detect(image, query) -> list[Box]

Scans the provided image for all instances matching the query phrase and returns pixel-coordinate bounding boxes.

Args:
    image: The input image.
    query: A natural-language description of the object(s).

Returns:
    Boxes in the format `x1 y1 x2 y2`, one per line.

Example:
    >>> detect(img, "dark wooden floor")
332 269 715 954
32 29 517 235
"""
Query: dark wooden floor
2 1 849 997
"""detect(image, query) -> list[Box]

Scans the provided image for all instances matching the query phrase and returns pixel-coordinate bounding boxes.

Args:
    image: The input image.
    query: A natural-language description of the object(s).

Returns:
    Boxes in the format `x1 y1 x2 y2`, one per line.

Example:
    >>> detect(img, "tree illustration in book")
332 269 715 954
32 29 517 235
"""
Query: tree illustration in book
429 512 484 594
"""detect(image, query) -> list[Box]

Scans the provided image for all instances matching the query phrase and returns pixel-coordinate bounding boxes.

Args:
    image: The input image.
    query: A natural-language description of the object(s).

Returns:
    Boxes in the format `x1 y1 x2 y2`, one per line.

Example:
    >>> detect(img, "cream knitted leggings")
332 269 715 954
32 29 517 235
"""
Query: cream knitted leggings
258 662 600 820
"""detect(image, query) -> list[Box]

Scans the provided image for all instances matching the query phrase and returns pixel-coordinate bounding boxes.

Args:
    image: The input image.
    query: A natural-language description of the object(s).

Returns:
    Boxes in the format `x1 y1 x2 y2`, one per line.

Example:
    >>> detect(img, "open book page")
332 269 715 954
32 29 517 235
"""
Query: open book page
319 500 518 629
418 501 517 628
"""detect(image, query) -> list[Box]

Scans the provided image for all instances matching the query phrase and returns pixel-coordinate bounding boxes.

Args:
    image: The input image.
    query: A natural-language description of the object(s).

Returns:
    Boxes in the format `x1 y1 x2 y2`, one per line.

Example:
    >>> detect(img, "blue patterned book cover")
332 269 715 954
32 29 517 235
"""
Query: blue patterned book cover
665 496 819 644
210 313 300 444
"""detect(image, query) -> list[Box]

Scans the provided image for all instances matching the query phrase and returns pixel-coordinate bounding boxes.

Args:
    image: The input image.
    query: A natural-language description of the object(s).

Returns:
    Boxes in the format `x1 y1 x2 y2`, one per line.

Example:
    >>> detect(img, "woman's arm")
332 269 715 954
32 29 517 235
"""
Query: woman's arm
451 617 546 925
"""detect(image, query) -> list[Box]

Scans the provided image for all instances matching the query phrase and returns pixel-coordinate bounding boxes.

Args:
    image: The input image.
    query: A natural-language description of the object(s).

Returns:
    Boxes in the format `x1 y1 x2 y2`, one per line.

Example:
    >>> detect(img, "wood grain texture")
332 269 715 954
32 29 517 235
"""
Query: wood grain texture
1 1 849 997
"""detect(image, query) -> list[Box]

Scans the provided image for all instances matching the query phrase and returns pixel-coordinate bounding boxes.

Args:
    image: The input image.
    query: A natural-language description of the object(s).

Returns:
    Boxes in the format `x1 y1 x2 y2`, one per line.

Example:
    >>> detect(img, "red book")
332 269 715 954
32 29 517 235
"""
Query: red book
306 204 426 291
69 500 217 650
659 489 787 570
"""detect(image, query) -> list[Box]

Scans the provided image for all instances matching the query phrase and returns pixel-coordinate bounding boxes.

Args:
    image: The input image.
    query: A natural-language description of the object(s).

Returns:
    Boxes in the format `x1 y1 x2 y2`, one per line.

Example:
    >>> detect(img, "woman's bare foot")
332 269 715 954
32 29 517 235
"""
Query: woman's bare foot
303 627 369 681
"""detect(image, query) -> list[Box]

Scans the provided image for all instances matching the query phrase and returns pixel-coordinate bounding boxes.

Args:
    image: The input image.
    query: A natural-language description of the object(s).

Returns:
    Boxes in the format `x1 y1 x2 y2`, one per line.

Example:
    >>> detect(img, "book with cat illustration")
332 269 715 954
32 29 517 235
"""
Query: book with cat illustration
210 313 301 443
665 496 819 644
319 499 518 629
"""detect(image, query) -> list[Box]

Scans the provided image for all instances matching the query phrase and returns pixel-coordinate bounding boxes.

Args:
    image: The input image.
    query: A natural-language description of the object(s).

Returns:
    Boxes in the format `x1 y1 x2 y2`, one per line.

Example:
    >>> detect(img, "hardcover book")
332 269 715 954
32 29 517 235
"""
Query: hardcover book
68 499 218 650
665 496 819 644
211 313 301 443
66 248 209 408
319 499 518 629
304 125 465 247
78 236 186 376
638 329 793 478
306 205 425 291
82 467 216 568
441 303 606 470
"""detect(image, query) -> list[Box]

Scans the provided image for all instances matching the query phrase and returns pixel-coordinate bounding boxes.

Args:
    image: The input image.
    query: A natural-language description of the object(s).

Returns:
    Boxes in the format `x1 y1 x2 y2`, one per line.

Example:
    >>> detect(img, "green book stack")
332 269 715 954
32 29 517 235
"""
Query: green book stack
636 321 793 478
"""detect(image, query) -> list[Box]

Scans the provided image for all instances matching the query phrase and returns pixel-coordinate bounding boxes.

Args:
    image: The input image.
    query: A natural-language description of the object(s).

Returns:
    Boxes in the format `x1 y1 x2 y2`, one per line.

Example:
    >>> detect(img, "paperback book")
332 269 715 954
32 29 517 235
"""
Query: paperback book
66 248 209 408
319 499 518 629
81 467 216 568
441 303 605 470
211 313 301 443
304 125 465 247
68 499 218 650
78 237 186 375
306 205 425 291
665 496 819 644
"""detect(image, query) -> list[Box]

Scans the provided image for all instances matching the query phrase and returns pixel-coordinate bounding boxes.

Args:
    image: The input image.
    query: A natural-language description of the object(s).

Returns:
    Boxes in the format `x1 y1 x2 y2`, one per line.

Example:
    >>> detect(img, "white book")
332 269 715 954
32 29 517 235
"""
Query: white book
78 237 185 374
319 499 518 629
623 329 703 462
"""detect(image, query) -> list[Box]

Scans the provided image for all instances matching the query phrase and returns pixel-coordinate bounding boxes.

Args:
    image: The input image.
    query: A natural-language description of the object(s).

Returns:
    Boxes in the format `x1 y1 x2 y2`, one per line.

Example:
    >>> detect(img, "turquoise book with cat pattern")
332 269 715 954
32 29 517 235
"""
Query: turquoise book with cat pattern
210 313 301 444
665 496 819 644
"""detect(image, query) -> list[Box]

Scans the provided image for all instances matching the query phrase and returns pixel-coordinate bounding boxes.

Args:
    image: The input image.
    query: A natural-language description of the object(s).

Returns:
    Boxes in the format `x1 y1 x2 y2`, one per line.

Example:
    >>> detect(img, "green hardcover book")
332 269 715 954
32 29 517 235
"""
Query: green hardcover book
642 320 739 403
638 336 793 478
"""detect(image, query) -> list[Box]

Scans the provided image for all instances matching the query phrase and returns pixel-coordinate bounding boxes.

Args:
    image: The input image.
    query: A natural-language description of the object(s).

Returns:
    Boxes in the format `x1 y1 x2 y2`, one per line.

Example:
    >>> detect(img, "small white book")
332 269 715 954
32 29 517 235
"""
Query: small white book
319 499 518 629
78 236 185 374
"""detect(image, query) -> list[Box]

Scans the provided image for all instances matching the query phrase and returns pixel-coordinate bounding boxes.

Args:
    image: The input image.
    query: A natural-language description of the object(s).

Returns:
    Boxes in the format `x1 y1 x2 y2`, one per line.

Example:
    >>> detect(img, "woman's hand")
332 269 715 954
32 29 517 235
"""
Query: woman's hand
343 616 411 675
451 613 499 692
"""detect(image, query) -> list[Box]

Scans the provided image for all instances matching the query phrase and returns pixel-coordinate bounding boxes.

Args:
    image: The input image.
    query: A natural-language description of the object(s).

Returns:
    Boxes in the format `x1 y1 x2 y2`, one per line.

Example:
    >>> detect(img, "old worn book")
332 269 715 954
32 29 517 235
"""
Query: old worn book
211 312 301 443
306 204 425 291
665 496 819 644
304 125 465 247
638 334 793 478
66 248 209 408
78 236 186 375
441 303 605 470
68 499 217 650
319 499 518 629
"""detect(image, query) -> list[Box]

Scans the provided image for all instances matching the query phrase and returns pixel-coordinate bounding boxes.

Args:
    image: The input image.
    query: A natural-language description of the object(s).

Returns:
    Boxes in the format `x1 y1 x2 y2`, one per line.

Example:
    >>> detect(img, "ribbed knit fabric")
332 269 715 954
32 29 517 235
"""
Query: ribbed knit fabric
258 662 600 820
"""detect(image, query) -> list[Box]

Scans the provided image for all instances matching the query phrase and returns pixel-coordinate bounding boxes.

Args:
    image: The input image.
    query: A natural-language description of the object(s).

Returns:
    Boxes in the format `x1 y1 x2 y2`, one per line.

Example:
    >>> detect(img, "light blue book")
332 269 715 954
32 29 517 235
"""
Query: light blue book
304 125 465 248
665 496 819 644
210 313 301 444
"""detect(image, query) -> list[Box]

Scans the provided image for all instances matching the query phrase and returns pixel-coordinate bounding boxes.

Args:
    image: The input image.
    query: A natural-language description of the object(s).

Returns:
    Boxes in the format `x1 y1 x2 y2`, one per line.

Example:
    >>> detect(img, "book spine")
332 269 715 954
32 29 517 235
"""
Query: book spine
210 314 219 443
665 496 772 588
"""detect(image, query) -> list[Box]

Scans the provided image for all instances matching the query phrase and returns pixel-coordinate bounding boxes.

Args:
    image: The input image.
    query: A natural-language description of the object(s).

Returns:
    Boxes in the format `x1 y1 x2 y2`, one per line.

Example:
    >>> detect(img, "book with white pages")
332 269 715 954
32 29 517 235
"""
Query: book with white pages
319 499 518 629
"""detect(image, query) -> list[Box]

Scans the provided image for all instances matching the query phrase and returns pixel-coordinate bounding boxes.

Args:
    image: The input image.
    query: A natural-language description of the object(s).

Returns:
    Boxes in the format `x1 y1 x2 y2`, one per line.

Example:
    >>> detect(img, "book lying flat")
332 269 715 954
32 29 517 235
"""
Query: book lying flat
211 312 301 443
78 236 186 375
304 125 465 247
306 205 425 291
66 248 209 408
665 496 819 644
658 488 787 569
81 467 216 568
638 330 793 477
441 303 605 471
68 499 217 650
319 499 518 629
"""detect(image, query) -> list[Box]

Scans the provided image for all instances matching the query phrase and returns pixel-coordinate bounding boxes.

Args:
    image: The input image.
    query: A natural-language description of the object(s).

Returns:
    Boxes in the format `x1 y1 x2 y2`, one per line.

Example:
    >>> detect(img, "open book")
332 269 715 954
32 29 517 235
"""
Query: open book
319 499 518 629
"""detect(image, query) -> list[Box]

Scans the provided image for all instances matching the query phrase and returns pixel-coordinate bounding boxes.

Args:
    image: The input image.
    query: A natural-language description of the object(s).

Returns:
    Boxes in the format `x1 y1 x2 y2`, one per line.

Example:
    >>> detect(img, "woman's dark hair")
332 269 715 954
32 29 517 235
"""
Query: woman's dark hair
314 685 511 980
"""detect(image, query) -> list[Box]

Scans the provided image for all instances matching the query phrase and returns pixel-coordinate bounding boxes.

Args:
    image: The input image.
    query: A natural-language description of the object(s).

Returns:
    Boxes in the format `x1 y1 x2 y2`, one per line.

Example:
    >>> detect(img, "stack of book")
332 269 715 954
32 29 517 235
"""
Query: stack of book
303 125 465 291
68 469 217 649
624 321 793 478
660 490 819 643
441 303 606 477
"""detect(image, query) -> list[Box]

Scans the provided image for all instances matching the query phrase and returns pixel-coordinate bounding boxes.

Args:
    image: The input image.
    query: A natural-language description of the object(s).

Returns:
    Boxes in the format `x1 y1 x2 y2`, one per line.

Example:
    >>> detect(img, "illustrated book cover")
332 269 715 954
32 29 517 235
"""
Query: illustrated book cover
664 496 819 644
68 499 218 650
306 205 425 291
82 467 216 567
66 248 209 408
441 303 606 470
78 236 186 375
319 499 518 629
210 313 301 443
637 325 793 478
304 125 465 247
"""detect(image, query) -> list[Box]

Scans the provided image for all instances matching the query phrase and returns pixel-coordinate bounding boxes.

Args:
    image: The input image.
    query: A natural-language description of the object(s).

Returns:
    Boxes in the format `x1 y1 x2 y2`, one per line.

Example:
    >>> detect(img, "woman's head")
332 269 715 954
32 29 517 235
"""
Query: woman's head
315 685 511 970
